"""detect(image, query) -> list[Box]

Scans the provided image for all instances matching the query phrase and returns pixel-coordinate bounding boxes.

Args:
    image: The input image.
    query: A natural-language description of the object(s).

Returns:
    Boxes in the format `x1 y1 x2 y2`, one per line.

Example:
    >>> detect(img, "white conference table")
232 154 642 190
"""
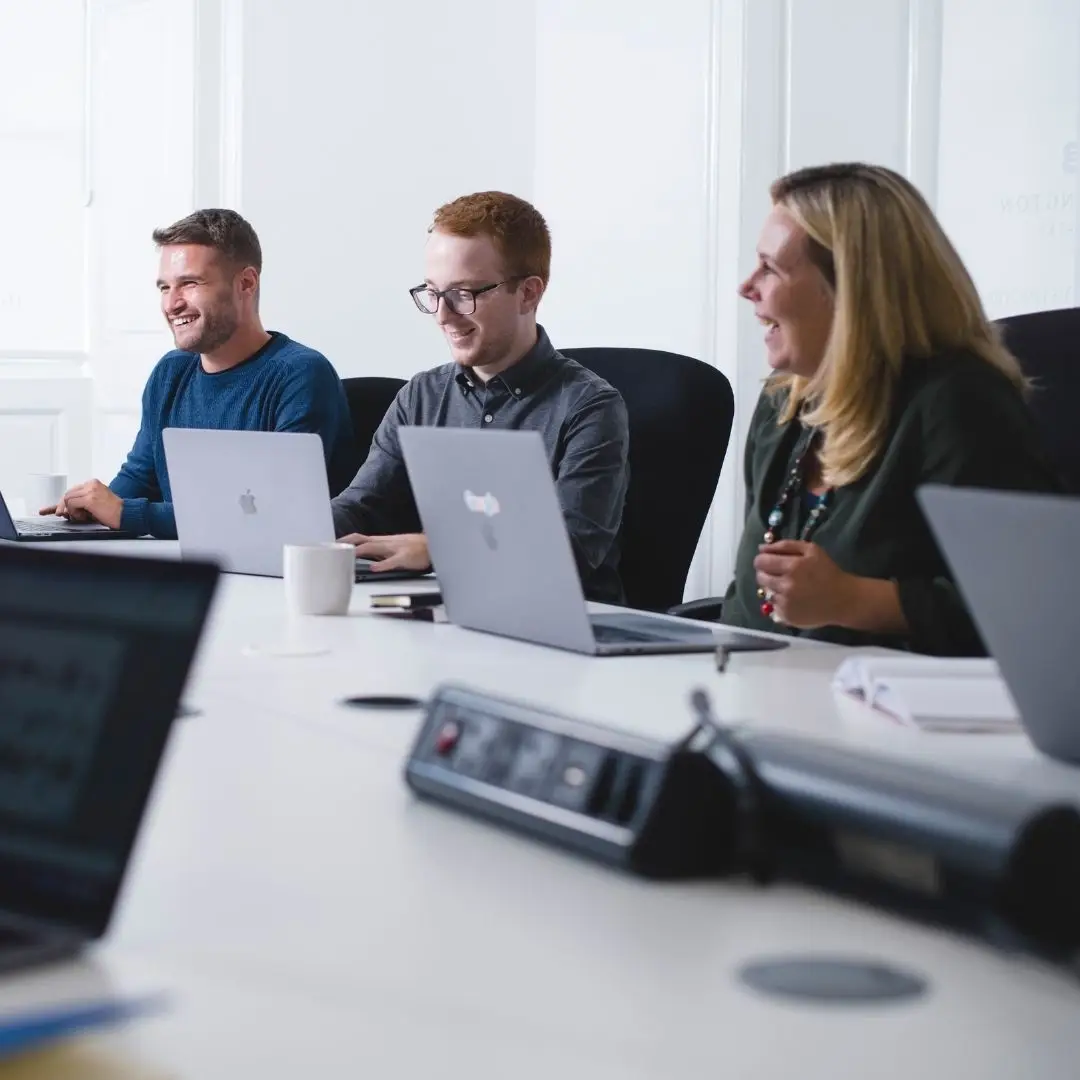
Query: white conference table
3 539 1080 1078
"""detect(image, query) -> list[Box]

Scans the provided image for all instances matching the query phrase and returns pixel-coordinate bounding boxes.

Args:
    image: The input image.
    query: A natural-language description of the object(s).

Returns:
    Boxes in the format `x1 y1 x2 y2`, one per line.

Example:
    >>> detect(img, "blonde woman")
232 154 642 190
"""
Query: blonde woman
721 163 1060 655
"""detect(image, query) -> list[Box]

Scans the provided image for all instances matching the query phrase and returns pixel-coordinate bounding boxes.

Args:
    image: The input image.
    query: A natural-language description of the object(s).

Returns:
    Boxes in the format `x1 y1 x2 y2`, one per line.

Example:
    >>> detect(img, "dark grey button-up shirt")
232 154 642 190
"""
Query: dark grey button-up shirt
331 326 630 603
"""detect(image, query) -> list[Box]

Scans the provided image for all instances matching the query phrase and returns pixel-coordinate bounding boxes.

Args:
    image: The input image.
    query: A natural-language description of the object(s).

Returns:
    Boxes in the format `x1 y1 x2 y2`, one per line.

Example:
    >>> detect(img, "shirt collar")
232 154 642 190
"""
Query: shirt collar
453 325 558 398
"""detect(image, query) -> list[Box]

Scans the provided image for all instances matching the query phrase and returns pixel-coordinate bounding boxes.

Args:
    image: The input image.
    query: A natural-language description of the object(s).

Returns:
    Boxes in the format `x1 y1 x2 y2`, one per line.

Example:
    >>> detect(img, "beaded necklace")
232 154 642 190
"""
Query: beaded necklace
758 428 833 623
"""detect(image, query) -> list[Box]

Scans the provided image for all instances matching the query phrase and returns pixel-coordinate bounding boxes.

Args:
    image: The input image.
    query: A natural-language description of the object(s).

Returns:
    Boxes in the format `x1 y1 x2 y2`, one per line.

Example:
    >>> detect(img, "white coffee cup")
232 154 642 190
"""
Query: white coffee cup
25 473 67 514
283 542 355 616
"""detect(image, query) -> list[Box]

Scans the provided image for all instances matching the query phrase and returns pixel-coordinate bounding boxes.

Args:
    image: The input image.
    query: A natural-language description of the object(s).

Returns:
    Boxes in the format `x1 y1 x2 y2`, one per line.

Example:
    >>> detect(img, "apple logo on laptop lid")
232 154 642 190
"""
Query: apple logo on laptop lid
238 489 257 515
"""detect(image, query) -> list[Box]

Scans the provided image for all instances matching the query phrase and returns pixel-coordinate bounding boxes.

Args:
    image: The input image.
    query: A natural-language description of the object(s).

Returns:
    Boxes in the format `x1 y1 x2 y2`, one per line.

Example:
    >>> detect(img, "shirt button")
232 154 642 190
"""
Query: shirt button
513 387 522 397
483 414 493 424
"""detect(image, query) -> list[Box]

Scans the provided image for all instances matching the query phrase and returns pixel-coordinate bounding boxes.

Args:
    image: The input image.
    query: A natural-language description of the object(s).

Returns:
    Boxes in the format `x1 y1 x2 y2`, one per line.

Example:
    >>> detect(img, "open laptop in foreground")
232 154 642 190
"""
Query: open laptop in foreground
0 544 218 973
399 427 786 656
0 489 140 542
163 428 431 583
918 484 1080 765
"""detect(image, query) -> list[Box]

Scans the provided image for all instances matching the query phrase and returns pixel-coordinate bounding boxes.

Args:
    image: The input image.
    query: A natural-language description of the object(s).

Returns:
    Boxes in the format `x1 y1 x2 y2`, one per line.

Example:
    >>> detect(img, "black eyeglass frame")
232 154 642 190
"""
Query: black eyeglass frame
408 277 524 316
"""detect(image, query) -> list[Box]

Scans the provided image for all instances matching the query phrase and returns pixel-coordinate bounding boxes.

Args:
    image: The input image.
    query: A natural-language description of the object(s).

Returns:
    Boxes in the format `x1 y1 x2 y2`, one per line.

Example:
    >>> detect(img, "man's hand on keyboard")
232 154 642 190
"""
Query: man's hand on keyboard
39 503 94 523
340 532 431 573
44 480 123 530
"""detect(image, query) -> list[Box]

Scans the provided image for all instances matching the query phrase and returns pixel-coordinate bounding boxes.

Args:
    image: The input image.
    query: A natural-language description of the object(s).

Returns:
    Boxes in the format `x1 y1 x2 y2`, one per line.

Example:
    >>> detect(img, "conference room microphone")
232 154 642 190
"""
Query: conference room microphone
698 693 1080 967
404 683 1080 966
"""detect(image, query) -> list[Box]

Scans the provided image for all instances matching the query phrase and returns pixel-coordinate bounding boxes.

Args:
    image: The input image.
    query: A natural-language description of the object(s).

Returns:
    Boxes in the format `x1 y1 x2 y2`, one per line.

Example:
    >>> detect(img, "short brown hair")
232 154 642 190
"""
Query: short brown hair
430 192 551 285
152 208 262 272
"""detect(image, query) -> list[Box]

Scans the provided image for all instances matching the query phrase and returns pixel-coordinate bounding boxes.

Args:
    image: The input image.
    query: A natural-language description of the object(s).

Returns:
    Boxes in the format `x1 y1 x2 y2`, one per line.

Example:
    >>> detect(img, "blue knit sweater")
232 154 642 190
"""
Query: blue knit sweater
110 332 356 538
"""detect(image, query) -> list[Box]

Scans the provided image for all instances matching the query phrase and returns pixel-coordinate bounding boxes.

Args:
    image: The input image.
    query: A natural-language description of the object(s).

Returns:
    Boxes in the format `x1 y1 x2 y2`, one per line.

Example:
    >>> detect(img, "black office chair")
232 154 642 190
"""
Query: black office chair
995 307 1080 494
342 376 406 474
672 310 1080 624
562 347 734 612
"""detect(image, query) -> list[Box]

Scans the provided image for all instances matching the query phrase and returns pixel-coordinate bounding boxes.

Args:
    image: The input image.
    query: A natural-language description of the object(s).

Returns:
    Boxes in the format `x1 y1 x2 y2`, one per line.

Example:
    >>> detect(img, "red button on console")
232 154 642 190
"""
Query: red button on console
434 722 460 755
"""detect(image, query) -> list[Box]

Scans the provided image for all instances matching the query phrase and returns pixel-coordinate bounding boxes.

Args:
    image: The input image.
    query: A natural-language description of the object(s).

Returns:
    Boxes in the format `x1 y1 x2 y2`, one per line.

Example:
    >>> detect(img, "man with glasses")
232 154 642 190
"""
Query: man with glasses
331 191 630 603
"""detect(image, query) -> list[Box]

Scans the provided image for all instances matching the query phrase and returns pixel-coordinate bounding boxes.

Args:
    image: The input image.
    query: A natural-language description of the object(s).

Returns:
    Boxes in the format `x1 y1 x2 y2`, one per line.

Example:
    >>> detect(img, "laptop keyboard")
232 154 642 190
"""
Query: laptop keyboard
591 622 668 644
15 518 107 535
354 560 433 584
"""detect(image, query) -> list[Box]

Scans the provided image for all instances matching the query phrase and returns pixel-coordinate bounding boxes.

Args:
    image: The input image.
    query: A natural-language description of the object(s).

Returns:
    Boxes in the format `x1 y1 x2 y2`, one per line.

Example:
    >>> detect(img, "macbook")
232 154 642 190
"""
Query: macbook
0 544 218 972
398 427 786 656
163 428 431 582
918 484 1080 764
0 489 139 542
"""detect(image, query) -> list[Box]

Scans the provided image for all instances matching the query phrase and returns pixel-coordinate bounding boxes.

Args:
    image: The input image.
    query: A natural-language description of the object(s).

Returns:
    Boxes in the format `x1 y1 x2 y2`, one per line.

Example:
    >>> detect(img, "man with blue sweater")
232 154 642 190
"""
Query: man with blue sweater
46 209 355 538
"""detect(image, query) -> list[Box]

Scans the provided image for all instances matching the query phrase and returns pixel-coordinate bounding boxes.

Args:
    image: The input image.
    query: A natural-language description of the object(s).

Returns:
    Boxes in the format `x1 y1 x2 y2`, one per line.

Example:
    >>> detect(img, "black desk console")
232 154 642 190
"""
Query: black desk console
405 683 739 878
405 683 1080 964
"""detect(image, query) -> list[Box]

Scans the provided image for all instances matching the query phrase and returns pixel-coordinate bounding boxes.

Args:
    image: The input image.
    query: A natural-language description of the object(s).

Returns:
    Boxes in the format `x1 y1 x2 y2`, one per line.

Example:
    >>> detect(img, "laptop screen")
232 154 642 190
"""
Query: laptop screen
0 546 218 938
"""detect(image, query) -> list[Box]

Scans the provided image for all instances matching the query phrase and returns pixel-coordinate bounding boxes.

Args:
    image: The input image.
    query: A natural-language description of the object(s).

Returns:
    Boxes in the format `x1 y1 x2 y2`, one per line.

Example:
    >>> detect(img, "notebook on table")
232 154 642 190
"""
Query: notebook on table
833 655 1020 733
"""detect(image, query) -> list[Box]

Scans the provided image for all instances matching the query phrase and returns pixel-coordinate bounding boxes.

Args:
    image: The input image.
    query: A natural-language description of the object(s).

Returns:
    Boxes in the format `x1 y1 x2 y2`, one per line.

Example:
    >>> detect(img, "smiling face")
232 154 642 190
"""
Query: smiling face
157 244 253 354
422 229 541 374
739 205 835 378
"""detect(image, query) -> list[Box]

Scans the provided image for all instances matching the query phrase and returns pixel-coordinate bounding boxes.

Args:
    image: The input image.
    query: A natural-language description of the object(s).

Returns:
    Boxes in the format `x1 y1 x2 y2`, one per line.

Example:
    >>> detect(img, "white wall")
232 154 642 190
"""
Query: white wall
937 0 1080 318
531 0 950 596
534 0 713 355
533 1 719 595
0 0 91 510
236 0 537 381
532 0 1080 597
2 0 540 503
4 0 1079 596
711 0 940 595
87 0 199 478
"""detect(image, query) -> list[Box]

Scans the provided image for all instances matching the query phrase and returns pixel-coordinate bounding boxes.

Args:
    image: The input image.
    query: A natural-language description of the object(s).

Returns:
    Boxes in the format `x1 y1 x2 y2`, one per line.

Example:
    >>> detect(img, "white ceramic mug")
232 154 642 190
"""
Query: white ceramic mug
283 542 355 616
25 473 67 514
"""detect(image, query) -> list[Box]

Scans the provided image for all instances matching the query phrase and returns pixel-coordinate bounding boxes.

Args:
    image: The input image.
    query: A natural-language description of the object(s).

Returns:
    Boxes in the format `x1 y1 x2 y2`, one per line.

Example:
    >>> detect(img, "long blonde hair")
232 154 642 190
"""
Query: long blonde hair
768 163 1024 487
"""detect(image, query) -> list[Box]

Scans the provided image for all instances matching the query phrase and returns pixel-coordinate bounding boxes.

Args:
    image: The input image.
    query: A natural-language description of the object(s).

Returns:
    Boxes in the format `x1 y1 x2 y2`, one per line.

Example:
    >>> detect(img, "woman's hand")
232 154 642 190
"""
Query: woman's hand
754 540 908 634
753 540 857 628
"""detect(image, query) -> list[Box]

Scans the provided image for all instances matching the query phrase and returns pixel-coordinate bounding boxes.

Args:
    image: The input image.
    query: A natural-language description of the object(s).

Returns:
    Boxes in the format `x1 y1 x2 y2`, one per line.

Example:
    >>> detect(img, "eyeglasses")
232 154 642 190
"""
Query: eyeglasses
409 278 521 316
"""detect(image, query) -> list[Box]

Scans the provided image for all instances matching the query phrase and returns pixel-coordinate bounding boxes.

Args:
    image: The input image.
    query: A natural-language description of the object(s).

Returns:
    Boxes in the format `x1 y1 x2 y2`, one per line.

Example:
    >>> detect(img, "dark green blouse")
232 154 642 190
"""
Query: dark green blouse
721 352 1062 655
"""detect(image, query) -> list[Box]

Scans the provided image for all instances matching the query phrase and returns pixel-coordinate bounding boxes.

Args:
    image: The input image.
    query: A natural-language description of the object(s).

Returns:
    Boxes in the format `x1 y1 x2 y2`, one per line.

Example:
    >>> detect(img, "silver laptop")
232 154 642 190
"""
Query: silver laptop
0 489 139 542
398 427 781 656
163 428 429 582
918 484 1080 764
